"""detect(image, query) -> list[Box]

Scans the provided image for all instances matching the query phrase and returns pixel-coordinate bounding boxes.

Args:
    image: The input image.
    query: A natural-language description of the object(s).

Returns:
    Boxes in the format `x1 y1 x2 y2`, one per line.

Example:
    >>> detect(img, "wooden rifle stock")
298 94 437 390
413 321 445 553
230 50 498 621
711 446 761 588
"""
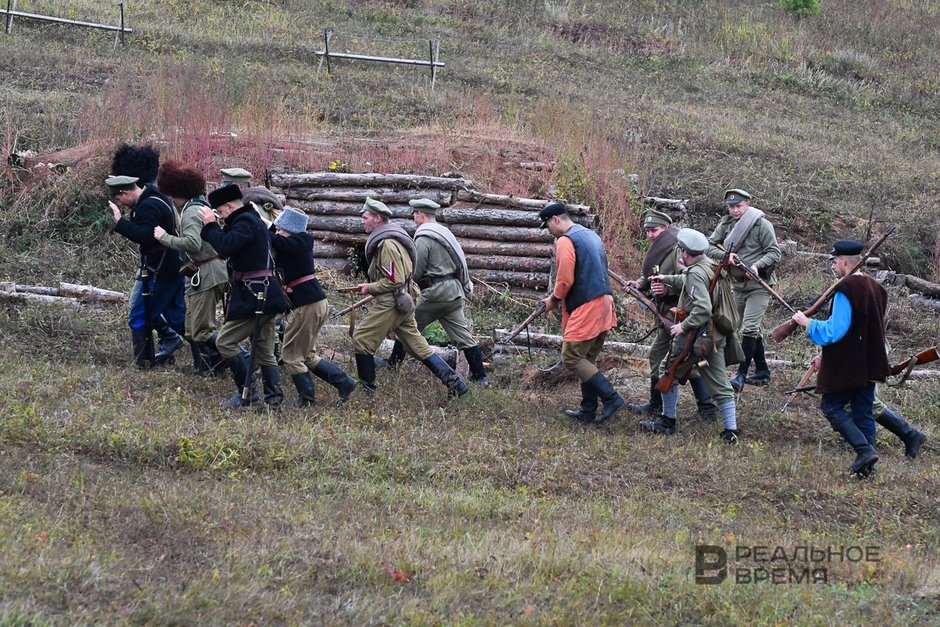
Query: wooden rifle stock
780 363 817 412
331 294 375 319
503 302 547 344
889 346 939 376
771 226 895 343
729 257 797 314
607 269 675 328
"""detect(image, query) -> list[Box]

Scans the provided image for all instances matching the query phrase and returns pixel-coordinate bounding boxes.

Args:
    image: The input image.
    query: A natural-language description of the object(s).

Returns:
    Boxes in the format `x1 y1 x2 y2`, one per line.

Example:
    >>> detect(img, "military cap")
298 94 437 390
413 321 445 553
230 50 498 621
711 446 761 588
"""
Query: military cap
219 167 252 184
105 175 140 195
538 201 569 228
724 188 752 205
409 198 441 215
242 186 284 212
208 183 243 209
361 196 393 218
828 239 864 259
273 207 309 234
643 209 673 229
676 228 709 254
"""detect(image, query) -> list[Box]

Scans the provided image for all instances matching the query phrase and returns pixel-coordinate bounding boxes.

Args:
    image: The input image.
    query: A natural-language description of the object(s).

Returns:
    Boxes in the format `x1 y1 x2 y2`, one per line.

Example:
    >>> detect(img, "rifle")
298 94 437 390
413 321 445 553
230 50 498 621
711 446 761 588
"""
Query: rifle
330 294 375 320
607 269 675 328
771 226 895 343
780 363 817 412
139 261 155 366
503 302 547 344
334 285 362 294
655 244 734 394
888 345 939 386
729 257 798 314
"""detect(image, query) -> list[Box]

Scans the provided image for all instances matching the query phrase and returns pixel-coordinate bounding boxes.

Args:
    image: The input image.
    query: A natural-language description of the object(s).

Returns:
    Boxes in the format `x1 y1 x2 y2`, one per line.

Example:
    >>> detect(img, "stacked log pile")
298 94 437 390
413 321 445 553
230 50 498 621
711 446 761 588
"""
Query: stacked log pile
269 172 596 296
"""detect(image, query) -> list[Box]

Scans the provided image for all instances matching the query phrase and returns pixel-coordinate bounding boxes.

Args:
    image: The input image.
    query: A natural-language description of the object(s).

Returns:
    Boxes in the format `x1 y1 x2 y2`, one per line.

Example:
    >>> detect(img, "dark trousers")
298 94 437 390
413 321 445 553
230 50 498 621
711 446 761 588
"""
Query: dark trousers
128 274 185 334
820 383 876 443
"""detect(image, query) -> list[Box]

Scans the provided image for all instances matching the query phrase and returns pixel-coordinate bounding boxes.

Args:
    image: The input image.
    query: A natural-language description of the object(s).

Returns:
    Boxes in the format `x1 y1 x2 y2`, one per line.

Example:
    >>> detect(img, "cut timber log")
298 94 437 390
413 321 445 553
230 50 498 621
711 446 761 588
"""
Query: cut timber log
0 291 86 309
455 189 590 214
493 328 650 357
470 270 549 289
289 199 419 218
643 196 689 211
904 275 940 298
313 242 354 258
310 231 366 245
307 215 415 235
316 258 354 272
439 207 594 229
0 281 126 303
448 224 554 243
279 187 452 205
270 172 473 190
458 238 554 258
465 254 552 273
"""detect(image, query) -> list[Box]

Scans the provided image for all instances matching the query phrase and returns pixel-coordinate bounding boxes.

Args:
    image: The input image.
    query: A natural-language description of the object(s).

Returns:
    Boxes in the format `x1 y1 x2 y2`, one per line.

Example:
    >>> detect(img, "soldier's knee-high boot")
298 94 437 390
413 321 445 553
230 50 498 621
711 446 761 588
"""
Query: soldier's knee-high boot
745 337 771 385
386 339 406 369
626 376 662 415
260 366 284 409
222 353 258 409
689 376 718 419
584 372 625 423
463 346 490 386
876 408 926 459
153 316 184 364
290 371 316 407
355 353 377 392
131 328 155 370
730 336 756 392
312 360 358 401
563 380 598 422
829 416 878 475
203 333 226 375
422 353 469 398
189 340 211 376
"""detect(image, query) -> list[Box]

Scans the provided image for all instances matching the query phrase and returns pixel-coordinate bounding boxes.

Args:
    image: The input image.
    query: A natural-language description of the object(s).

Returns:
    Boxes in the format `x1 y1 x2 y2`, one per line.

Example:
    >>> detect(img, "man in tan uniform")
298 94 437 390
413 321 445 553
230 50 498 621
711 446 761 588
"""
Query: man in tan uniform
352 197 469 397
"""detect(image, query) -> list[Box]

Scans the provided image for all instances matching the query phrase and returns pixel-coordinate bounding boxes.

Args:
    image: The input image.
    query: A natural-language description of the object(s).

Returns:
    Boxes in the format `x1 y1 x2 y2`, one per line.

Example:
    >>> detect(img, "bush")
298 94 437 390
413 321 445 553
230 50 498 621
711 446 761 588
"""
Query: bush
779 0 820 18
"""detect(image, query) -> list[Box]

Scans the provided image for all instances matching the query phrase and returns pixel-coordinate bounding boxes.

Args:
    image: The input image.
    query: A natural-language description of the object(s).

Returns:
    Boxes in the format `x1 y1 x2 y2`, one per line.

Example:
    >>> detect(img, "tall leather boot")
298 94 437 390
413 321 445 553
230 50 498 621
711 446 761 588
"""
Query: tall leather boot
584 372 625 423
829 416 878 475
131 328 155 370
221 353 258 409
203 334 227 375
153 316 184 364
730 336 756 392
260 365 284 409
421 353 469 398
876 408 926 459
387 339 406 368
689 376 718 419
355 353 377 393
290 371 316 407
312 360 357 401
626 376 662 415
463 346 490 387
745 337 771 385
563 381 598 422
189 340 211 376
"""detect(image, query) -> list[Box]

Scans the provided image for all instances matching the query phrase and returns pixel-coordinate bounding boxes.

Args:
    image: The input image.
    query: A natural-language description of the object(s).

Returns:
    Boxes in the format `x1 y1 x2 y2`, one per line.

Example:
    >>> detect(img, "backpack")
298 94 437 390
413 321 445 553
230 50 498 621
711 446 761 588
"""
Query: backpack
711 268 744 365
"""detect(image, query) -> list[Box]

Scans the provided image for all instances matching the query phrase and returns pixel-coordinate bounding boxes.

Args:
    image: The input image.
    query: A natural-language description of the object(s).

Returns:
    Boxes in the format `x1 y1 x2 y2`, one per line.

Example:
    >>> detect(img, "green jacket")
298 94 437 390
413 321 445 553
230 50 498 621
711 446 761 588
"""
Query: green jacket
660 256 716 334
367 238 419 300
706 212 781 287
158 198 228 293
637 245 682 316
414 235 464 303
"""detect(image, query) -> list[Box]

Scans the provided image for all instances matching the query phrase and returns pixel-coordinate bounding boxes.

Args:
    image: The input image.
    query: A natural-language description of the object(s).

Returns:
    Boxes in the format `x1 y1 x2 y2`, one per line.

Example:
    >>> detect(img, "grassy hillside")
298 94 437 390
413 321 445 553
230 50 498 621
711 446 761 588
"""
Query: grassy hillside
2 1 940 624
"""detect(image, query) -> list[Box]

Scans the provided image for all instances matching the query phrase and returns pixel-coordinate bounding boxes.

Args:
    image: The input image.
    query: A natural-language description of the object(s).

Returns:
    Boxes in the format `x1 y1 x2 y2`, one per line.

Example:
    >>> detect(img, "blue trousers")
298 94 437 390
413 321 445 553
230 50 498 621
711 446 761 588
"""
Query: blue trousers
128 273 185 334
820 383 876 443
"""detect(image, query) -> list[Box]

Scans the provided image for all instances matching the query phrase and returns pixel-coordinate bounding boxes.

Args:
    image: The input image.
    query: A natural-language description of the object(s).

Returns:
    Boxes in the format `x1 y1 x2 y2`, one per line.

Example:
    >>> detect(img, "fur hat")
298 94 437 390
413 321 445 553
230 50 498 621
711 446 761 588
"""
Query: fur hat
111 143 160 184
208 183 243 209
273 207 309 234
157 160 206 199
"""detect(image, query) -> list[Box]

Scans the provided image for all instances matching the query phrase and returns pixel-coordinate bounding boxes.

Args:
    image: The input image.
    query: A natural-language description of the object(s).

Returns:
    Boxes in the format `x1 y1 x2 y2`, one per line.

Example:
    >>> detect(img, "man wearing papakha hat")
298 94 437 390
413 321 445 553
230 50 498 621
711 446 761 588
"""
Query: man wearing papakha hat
199 184 291 410
152 161 229 376
107 174 186 370
384 197 489 386
352 196 469 397
643 228 740 442
705 188 782 391
538 201 625 424
790 239 894 477
268 206 357 406
622 209 718 421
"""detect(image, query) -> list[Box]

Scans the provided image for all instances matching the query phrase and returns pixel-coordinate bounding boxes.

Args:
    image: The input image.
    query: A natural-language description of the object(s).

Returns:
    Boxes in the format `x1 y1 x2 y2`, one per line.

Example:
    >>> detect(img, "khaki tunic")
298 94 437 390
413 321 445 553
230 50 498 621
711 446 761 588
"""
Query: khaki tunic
413 233 477 349
637 245 683 378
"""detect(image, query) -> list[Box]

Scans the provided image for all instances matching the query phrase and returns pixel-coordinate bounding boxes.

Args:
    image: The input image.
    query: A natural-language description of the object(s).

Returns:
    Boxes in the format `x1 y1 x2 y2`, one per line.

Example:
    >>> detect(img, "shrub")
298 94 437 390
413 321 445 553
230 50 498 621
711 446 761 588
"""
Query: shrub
779 0 820 18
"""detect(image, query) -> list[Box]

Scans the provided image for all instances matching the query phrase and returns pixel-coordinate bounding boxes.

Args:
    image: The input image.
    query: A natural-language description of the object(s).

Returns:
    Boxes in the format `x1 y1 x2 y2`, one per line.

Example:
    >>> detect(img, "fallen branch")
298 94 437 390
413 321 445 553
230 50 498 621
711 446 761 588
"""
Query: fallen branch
0 281 126 304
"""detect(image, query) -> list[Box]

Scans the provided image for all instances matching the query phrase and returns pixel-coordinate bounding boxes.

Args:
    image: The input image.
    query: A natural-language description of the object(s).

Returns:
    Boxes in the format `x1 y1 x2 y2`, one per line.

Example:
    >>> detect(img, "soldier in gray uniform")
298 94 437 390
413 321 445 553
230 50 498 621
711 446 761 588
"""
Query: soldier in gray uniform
706 189 782 391
386 198 489 386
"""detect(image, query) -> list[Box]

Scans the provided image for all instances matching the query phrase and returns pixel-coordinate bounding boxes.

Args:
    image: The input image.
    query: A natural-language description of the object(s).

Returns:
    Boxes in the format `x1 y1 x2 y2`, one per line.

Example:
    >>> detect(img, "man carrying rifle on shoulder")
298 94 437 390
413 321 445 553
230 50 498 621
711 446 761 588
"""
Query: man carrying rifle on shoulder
642 229 739 442
624 209 718 420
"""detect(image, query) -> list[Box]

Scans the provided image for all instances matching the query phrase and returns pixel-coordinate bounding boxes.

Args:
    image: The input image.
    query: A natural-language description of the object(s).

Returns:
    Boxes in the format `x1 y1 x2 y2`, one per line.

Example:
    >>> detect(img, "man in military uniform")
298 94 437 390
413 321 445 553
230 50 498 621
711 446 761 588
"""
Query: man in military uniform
352 197 469 397
107 175 186 369
220 167 253 188
625 209 717 419
199 184 291 410
386 198 489 386
706 189 782 391
538 202 625 424
642 229 739 442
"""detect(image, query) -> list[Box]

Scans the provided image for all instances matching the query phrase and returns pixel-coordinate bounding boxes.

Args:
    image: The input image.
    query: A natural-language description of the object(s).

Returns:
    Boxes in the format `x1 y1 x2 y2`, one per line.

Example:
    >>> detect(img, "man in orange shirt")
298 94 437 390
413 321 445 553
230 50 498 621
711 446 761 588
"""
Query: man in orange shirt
539 202 625 423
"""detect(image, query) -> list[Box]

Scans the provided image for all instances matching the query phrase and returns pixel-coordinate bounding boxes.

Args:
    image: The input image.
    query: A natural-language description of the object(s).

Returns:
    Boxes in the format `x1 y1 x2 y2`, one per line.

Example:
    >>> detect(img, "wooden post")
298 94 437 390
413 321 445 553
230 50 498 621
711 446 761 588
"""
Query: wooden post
5 0 15 35
431 36 440 91
316 29 333 78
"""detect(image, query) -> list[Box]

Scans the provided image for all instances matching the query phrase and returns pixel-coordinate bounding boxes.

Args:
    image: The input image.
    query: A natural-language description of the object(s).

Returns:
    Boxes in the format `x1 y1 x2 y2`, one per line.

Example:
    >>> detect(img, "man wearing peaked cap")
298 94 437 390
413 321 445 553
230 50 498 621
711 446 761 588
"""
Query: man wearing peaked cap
539 201 625 424
384 197 488 386
269 206 357 407
220 167 253 187
351 196 469 398
641 228 740 442
107 171 185 371
243 186 284 224
828 239 864 258
706 187 782 391
624 210 717 421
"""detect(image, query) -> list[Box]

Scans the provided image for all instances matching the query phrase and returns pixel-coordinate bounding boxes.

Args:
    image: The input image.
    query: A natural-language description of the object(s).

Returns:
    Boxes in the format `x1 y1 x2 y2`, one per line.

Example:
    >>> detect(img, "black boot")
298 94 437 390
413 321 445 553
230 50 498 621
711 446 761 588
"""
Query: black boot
730 336 756 392
640 415 677 435
463 346 490 387
689 376 718 420
260 366 284 409
745 337 771 385
290 372 316 407
221 353 259 409
386 339 406 369
563 381 598 422
422 353 469 398
312 360 357 401
876 408 926 459
583 372 625 423
355 353 377 393
190 340 211 376
203 334 227 375
829 416 878 475
626 376 662 415
153 316 184 365
131 328 155 370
